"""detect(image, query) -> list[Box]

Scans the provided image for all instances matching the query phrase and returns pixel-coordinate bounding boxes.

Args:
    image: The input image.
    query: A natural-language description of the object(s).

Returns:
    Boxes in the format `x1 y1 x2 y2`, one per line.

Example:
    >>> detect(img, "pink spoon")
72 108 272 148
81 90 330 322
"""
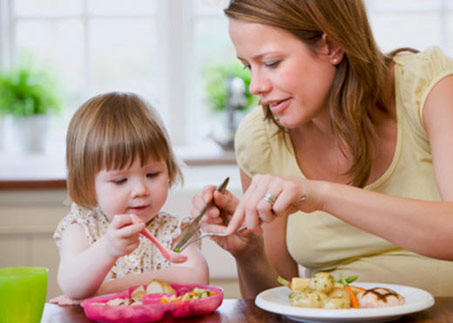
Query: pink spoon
131 215 187 263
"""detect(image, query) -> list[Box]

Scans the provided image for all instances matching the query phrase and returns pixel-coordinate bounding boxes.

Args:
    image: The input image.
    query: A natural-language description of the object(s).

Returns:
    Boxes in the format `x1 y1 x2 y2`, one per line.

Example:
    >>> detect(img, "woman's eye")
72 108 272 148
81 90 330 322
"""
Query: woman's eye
265 60 280 68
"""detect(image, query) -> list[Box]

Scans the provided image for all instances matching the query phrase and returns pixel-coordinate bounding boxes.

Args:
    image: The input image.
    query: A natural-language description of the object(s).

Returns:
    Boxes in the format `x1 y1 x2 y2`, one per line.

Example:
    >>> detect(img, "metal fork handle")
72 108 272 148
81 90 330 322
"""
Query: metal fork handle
178 224 247 252
178 197 306 252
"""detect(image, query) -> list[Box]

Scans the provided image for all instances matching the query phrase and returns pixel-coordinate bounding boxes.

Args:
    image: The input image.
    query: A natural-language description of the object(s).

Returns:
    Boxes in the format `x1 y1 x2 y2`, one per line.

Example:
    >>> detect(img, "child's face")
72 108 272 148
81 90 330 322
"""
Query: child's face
94 156 170 222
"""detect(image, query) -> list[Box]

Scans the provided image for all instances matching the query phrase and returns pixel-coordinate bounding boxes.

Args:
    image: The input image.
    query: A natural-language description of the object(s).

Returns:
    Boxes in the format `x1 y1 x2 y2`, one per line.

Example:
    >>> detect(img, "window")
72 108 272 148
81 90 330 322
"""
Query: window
0 0 233 154
1 0 452 156
365 0 453 55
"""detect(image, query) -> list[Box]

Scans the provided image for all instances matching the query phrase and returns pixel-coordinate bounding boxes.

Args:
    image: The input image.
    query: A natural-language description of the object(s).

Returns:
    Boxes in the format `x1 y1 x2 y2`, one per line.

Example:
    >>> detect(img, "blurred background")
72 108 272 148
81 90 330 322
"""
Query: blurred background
1 0 453 300
1 0 453 154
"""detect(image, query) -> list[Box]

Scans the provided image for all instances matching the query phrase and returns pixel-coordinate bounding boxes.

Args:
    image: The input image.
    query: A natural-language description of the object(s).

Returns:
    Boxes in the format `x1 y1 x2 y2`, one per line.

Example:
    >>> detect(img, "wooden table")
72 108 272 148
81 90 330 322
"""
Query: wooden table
42 298 453 322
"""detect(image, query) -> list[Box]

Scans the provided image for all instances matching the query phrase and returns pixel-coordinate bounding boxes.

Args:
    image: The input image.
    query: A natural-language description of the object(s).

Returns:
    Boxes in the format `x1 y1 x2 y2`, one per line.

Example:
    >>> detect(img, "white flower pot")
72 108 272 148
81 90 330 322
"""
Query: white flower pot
12 115 50 153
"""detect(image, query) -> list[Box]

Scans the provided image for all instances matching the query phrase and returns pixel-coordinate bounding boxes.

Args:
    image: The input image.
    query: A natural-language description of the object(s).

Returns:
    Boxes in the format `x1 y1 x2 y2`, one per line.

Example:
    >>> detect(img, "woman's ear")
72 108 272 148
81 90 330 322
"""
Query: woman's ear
320 33 344 65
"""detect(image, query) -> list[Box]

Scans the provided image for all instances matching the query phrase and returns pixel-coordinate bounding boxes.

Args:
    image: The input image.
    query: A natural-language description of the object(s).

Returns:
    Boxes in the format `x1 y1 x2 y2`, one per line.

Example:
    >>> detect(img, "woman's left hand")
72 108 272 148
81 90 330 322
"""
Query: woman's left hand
226 174 320 235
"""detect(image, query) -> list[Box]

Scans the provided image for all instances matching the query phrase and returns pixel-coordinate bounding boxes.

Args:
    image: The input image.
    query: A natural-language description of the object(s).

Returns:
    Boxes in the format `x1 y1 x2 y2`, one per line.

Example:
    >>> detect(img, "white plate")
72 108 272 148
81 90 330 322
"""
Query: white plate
255 282 434 323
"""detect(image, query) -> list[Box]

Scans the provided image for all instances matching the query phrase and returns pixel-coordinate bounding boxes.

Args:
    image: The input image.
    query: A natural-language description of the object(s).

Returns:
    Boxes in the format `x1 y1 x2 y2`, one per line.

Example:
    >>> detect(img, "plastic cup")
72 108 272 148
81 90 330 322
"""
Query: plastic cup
0 266 48 323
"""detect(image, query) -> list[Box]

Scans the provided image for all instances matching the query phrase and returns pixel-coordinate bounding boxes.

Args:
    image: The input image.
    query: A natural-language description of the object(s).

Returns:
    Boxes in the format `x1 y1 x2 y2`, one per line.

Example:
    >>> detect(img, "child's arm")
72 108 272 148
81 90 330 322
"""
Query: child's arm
57 214 145 299
96 242 209 295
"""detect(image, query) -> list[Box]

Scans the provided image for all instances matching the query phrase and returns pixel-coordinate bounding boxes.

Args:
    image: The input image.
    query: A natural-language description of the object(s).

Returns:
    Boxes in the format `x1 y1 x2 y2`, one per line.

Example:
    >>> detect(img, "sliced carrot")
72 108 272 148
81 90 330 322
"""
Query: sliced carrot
349 285 366 293
345 285 360 309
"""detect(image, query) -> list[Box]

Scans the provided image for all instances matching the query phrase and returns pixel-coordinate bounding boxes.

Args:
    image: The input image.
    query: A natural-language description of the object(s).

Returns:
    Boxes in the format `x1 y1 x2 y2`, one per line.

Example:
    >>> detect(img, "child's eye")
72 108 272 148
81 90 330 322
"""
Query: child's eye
146 172 159 178
113 178 127 184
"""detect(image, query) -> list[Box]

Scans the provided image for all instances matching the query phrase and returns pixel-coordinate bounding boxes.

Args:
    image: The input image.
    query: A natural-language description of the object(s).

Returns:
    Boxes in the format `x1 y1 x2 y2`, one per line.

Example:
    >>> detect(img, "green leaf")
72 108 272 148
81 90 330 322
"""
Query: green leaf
336 273 358 285
277 276 290 287
345 275 358 284
0 57 61 117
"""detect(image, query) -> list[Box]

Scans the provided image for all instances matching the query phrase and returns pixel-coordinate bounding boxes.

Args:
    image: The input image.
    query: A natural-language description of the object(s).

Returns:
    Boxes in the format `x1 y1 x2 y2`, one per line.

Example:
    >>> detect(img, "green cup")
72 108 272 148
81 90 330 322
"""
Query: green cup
0 267 48 323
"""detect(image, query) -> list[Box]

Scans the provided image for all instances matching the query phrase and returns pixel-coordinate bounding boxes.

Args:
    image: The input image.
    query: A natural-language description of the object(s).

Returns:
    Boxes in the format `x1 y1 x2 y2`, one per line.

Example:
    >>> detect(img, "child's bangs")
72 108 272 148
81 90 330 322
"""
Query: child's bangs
97 118 168 172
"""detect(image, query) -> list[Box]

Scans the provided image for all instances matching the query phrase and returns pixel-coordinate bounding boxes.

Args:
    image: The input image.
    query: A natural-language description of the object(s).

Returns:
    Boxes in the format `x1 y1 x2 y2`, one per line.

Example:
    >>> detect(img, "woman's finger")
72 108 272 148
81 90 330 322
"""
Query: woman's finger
226 203 246 234
191 185 216 216
272 179 305 214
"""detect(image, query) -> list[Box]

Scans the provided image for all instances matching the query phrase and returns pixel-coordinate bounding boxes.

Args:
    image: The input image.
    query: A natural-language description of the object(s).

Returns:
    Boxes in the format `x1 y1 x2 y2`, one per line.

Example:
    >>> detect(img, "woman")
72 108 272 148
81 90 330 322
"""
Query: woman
193 0 453 297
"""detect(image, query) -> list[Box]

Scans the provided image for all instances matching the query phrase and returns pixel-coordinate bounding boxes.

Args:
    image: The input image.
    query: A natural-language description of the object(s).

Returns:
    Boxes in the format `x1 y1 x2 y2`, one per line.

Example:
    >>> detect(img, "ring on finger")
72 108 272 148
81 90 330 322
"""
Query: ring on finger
262 192 277 206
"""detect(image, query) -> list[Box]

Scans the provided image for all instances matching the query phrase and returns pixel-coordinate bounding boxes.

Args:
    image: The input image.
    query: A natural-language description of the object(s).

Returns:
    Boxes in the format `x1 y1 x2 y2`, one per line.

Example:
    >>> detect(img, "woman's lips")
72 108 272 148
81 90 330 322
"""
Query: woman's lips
269 98 291 114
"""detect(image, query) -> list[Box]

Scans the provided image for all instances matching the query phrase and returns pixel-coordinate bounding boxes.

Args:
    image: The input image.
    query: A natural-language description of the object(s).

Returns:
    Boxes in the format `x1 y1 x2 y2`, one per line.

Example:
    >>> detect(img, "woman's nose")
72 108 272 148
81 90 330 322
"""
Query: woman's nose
248 70 271 95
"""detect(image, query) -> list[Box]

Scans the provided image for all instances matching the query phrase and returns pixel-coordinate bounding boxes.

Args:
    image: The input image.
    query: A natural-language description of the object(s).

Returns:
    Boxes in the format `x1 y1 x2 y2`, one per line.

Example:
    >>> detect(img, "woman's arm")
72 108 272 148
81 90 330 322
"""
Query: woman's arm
318 181 453 259
424 74 453 202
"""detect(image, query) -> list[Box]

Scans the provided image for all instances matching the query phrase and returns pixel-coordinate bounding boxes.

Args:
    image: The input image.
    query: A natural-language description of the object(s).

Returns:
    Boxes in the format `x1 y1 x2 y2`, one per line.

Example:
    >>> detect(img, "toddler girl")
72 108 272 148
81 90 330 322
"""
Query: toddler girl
52 92 208 303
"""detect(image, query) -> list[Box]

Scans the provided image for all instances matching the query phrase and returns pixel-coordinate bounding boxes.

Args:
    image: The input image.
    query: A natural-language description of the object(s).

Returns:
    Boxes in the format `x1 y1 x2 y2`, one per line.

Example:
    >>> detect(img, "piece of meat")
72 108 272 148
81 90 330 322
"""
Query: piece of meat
357 287 405 308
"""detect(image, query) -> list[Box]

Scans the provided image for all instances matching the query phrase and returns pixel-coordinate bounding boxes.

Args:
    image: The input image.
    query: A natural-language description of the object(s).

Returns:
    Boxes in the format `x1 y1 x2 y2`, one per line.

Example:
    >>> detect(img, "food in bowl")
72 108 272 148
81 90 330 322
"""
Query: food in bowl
92 279 177 306
145 279 177 295
160 287 218 303
81 282 224 322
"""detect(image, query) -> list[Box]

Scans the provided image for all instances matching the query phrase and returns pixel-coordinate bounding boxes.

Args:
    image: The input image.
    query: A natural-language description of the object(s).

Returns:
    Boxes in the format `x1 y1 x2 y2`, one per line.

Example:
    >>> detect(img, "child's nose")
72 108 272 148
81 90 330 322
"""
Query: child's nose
132 180 149 197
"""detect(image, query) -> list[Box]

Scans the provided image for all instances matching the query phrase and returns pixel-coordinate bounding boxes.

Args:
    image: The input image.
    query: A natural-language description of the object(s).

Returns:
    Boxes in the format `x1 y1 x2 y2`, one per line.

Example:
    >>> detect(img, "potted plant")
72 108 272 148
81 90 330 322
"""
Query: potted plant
203 60 258 150
204 60 256 113
0 63 60 153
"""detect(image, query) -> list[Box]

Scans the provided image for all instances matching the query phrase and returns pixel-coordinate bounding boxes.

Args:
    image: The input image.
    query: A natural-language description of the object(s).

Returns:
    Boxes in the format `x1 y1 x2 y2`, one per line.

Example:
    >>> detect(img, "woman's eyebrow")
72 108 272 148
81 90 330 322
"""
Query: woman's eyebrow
237 51 280 61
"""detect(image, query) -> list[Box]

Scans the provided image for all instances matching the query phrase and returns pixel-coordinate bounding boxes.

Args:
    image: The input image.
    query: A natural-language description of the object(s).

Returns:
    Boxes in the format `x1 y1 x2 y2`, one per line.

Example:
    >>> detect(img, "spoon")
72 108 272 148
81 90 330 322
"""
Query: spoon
131 215 187 263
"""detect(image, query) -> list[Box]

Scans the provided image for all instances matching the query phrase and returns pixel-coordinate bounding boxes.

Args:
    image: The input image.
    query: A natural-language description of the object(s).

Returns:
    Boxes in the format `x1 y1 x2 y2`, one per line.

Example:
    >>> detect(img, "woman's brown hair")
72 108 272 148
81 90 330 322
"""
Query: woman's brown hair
225 0 407 187
66 92 183 208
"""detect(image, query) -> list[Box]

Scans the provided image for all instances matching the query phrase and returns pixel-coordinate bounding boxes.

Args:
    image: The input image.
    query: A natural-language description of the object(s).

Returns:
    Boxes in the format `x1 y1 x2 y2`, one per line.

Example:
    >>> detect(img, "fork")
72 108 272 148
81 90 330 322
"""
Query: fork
178 196 306 252
177 225 248 252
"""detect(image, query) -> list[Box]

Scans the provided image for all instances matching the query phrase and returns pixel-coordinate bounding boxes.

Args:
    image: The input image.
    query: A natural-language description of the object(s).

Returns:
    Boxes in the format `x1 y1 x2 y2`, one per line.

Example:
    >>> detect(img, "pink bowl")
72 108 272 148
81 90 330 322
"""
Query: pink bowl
81 283 223 322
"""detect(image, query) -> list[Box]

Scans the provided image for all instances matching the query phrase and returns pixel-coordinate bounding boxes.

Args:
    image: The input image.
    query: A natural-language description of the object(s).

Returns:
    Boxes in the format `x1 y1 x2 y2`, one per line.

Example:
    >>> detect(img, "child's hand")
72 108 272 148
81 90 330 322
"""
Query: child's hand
103 214 145 257
49 294 81 305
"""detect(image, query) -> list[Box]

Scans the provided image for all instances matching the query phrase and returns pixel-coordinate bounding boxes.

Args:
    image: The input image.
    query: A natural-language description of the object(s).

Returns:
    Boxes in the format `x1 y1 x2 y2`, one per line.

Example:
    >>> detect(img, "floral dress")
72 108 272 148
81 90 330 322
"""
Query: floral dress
53 203 195 281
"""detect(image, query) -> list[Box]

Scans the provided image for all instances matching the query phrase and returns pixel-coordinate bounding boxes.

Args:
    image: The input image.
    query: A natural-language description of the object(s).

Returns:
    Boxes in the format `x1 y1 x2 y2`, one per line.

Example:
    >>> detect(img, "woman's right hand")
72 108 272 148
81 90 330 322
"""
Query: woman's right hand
192 185 261 257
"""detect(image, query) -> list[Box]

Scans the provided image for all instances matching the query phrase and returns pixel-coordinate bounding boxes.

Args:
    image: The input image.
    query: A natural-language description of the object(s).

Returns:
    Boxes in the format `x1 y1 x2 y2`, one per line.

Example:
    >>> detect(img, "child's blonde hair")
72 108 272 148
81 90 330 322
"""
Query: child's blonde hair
66 91 183 208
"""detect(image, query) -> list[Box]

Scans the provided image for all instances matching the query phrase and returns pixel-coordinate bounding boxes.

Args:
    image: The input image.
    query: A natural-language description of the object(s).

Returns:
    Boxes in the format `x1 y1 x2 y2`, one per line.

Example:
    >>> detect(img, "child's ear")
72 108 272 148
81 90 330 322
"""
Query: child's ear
320 33 344 65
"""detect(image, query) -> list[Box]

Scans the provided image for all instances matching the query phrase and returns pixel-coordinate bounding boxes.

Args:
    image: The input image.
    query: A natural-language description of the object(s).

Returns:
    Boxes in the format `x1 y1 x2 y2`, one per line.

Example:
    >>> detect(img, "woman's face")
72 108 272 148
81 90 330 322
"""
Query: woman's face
94 156 169 222
229 18 337 129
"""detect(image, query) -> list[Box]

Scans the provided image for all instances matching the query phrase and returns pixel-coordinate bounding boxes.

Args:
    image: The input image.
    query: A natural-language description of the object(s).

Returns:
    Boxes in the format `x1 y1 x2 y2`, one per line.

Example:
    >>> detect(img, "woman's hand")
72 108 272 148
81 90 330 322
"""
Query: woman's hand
192 185 260 257
103 214 145 258
226 175 321 235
